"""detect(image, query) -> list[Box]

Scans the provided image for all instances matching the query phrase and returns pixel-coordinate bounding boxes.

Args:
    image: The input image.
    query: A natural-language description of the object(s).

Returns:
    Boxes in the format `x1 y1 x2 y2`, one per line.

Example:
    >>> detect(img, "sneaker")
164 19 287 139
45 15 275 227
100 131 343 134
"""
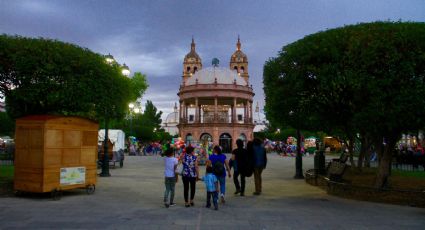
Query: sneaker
185 203 190 207
214 206 218 210
164 203 170 208
206 205 211 208
240 193 245 197
169 203 176 207
234 190 241 195
190 202 194 206
253 192 261 195
220 194 225 204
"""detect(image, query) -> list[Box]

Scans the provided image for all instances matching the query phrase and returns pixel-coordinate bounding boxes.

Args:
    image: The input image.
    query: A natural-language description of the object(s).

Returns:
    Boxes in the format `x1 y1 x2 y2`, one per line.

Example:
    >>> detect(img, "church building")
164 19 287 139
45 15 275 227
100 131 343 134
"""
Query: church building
177 37 255 152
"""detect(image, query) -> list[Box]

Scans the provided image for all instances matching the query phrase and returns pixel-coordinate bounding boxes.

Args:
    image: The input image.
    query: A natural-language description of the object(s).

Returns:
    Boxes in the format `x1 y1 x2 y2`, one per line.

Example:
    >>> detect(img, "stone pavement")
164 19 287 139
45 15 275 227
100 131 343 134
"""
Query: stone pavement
0 154 424 230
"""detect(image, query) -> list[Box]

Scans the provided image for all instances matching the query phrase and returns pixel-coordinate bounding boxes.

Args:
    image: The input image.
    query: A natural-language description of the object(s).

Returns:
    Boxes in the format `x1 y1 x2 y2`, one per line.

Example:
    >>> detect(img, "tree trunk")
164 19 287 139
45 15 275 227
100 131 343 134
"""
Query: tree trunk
358 136 371 169
357 136 366 169
374 138 384 164
374 137 396 188
294 129 304 179
347 136 356 167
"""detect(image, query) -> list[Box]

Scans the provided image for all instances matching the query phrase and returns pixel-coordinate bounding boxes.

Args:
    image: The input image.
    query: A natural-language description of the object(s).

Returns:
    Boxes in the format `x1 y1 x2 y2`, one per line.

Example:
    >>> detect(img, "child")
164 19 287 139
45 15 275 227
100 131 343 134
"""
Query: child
163 148 178 208
202 166 219 210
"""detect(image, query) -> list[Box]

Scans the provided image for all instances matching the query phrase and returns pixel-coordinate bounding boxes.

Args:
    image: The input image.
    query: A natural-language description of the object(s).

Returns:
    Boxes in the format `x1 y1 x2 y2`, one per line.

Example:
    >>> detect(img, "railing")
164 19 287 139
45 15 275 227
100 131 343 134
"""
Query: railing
341 159 425 172
180 116 253 125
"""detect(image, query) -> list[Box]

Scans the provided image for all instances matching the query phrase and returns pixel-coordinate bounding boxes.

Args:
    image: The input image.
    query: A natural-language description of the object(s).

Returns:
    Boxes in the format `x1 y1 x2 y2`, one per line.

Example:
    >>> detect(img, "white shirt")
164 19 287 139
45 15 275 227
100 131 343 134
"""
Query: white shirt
164 156 178 177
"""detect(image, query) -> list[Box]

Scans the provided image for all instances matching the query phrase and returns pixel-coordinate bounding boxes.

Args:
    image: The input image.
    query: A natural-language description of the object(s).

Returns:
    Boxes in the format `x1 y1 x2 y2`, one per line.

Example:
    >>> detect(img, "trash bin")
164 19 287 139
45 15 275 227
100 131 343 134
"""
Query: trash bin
314 150 326 175
14 115 98 199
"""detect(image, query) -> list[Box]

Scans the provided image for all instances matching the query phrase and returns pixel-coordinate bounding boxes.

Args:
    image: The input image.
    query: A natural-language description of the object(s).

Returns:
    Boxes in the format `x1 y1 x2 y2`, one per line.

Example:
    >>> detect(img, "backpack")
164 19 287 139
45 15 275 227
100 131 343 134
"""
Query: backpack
213 161 225 176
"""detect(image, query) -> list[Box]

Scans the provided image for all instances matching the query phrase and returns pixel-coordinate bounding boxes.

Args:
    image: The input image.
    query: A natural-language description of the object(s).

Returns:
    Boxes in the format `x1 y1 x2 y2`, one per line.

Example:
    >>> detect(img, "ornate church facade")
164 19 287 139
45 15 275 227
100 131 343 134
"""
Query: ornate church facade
177 37 255 152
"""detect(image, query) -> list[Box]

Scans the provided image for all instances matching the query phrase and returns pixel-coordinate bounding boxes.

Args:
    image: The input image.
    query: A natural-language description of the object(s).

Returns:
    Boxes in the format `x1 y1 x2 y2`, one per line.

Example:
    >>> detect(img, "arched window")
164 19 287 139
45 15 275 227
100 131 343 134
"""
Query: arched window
194 67 198 73
187 66 191 72
240 66 245 73
219 133 232 153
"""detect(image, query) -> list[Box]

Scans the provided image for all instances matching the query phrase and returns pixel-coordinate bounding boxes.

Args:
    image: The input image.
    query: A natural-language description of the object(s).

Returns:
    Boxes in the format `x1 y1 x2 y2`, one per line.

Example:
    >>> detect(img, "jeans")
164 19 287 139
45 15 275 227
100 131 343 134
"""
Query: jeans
164 177 176 204
233 170 246 194
217 176 226 196
254 167 263 193
182 176 196 202
206 191 218 208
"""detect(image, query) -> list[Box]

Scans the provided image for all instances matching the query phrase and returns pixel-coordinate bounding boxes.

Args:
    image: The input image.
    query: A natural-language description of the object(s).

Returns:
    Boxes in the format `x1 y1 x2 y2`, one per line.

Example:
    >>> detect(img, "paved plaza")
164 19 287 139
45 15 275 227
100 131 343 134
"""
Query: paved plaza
0 154 424 230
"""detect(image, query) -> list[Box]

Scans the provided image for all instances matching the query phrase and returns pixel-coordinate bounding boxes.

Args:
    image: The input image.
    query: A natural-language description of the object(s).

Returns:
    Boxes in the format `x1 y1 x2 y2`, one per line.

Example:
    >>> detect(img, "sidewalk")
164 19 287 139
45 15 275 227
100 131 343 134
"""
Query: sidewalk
0 154 424 229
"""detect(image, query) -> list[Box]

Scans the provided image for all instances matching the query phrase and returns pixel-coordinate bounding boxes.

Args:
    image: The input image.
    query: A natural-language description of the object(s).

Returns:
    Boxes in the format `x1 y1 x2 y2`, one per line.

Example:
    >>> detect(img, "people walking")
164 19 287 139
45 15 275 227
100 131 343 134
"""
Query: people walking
208 145 231 203
201 166 219 210
181 145 199 207
251 138 267 195
231 139 249 196
163 148 178 208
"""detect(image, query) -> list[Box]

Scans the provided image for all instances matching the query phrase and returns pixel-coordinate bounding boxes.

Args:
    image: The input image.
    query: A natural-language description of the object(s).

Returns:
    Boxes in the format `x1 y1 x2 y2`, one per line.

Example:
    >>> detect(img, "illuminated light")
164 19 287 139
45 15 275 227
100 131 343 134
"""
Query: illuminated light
122 63 130 77
129 103 134 109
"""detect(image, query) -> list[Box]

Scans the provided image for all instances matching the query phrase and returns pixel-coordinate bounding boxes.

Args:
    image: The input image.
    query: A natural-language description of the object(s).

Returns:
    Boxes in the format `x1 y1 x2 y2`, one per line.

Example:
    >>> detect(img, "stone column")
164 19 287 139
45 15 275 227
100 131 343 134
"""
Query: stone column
195 98 199 123
214 97 218 122
248 101 252 124
185 102 188 123
244 102 247 123
180 101 183 122
232 98 237 123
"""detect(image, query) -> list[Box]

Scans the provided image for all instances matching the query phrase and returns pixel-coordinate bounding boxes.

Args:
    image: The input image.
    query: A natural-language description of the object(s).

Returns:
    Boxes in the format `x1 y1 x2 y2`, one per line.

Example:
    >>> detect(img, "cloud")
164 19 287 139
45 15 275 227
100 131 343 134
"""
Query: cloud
92 31 186 77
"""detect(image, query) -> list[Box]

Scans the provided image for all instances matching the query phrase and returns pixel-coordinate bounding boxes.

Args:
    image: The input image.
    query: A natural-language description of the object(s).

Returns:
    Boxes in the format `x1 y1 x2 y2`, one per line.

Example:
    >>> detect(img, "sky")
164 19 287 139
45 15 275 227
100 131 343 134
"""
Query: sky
1 0 424 121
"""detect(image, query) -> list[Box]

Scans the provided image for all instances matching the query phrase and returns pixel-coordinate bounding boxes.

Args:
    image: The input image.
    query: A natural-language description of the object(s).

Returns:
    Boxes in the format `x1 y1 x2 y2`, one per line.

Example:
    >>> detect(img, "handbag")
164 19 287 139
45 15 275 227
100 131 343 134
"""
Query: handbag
175 163 183 175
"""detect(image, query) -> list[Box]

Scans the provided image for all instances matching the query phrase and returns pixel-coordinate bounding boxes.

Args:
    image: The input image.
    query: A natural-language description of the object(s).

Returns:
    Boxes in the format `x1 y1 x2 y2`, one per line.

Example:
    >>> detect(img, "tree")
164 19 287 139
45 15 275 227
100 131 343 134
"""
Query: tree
0 35 148 177
0 35 142 121
134 100 163 142
0 112 15 136
263 21 425 188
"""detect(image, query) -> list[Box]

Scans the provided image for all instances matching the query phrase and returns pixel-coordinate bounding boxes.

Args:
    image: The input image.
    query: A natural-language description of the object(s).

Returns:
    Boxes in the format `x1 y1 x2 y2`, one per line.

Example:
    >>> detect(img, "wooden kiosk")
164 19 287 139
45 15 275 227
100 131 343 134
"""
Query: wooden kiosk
14 116 98 198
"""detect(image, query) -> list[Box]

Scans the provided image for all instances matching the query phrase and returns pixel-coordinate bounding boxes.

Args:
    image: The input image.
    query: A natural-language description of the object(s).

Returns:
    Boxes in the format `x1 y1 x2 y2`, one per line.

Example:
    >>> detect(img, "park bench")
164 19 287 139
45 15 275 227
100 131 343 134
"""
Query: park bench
325 161 348 182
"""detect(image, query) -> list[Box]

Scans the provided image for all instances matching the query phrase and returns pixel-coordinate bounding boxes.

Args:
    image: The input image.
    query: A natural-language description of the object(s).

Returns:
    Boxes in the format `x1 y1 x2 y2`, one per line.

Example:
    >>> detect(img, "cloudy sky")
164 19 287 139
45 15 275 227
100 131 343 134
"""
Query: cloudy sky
1 0 424 120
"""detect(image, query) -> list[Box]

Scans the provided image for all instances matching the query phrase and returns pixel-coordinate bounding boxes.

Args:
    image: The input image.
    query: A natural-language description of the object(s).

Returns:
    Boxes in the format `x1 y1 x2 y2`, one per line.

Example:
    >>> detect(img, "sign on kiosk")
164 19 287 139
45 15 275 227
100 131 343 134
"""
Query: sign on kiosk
60 167 86 186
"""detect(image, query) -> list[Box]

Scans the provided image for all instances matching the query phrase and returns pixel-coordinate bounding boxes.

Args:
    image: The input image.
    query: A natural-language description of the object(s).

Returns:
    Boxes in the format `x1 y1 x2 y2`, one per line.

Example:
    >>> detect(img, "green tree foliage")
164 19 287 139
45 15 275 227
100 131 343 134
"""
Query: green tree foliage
0 112 15 136
130 72 149 100
263 21 425 188
0 35 145 121
133 100 163 142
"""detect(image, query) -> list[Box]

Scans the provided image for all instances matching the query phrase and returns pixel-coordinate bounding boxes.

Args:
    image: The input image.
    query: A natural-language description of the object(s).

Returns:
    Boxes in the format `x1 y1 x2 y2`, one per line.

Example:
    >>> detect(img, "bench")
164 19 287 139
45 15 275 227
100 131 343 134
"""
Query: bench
325 161 348 182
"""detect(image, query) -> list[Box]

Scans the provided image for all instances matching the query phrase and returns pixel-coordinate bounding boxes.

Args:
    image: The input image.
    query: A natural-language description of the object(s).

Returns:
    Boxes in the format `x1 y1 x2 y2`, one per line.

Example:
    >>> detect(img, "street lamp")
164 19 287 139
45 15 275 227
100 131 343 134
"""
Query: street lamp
122 63 130 77
128 103 140 136
105 53 115 64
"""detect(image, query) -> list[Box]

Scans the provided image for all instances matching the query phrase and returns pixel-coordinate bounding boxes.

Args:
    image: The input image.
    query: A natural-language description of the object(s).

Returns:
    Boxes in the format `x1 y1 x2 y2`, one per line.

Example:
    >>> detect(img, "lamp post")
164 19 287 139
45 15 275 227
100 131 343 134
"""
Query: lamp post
289 111 304 179
100 54 131 177
99 54 115 177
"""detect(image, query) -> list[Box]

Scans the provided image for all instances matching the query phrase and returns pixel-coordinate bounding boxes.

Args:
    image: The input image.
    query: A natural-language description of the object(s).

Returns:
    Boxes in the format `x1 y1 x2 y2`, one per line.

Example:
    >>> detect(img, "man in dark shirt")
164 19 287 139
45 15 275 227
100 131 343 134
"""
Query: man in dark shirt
252 138 267 195
231 139 249 196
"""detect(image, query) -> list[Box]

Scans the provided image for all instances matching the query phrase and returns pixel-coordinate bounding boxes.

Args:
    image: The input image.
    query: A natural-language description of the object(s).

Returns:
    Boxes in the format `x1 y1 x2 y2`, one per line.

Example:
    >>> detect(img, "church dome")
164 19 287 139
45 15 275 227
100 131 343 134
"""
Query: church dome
230 36 248 62
165 111 179 124
231 50 248 62
184 38 201 62
185 67 247 86
185 51 201 60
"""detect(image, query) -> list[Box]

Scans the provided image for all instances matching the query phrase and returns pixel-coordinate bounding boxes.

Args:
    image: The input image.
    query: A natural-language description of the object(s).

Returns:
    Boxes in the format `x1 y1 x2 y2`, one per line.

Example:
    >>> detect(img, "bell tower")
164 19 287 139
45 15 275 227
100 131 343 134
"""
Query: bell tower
183 37 202 84
230 36 249 83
